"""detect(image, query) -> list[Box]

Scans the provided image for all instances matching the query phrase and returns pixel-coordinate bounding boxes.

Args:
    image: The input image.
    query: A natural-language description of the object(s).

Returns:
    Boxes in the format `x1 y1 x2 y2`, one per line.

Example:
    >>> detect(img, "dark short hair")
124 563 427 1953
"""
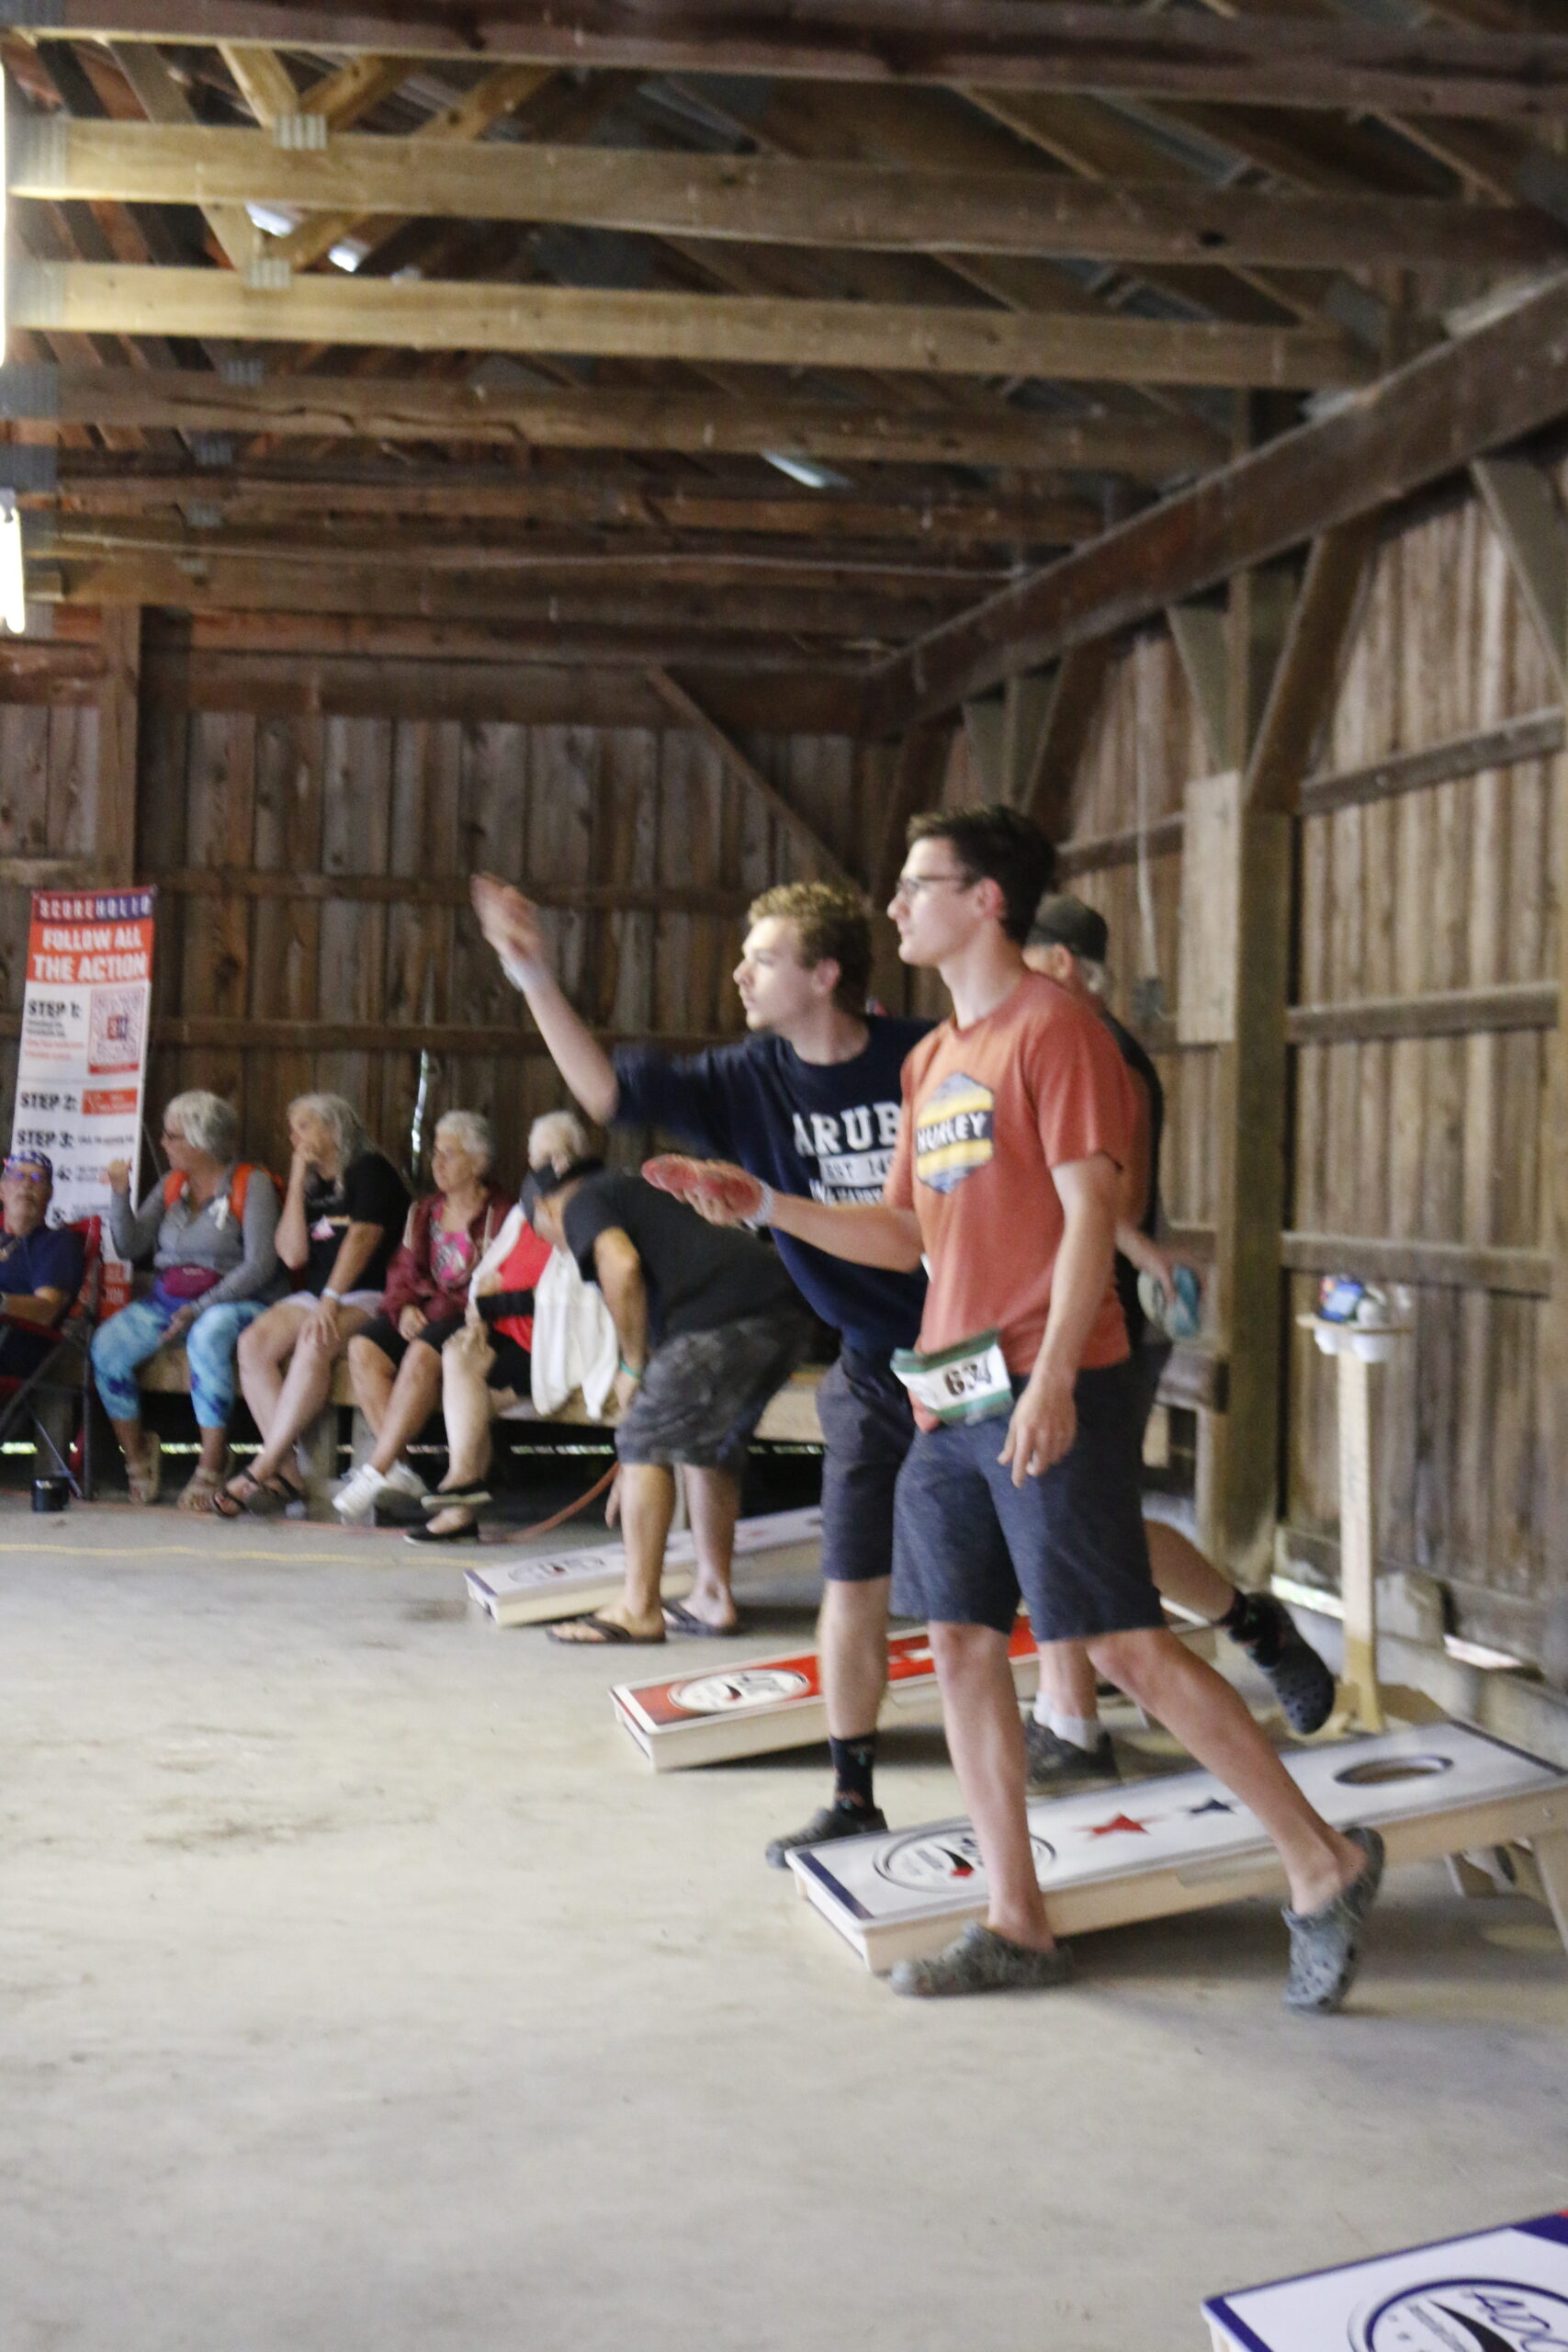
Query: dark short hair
907 804 1057 945
1028 893 1109 965
521 1157 604 1225
746 880 873 1013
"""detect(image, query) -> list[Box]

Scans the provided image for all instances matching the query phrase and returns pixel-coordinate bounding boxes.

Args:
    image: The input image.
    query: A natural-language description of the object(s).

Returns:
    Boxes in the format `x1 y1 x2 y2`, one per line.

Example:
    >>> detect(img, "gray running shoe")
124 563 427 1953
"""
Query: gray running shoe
765 1802 887 1871
1237 1594 1337 1736
890 1920 1076 1998
1282 1826 1385 2013
1024 1717 1121 1792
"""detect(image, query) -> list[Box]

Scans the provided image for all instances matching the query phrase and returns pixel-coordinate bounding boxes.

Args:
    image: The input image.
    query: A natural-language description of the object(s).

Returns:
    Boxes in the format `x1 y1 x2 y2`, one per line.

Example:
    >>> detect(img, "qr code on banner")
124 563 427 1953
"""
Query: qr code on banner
88 986 144 1074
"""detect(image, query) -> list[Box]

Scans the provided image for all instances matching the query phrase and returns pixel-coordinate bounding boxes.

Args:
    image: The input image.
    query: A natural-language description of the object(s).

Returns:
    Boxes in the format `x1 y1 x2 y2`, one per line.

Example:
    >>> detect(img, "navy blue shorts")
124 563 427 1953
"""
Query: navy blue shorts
891 1358 1165 1641
817 1346 916 1584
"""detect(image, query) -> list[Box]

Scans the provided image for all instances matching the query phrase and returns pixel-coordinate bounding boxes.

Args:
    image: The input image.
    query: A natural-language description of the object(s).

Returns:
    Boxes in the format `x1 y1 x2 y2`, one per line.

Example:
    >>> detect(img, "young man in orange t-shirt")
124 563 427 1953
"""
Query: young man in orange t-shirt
663 805 1383 2013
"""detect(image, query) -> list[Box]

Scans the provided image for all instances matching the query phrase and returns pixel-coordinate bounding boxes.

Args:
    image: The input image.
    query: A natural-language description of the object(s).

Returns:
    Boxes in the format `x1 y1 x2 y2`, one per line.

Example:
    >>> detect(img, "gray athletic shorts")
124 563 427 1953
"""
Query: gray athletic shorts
817 1346 916 1584
615 1309 811 1474
891 1357 1165 1641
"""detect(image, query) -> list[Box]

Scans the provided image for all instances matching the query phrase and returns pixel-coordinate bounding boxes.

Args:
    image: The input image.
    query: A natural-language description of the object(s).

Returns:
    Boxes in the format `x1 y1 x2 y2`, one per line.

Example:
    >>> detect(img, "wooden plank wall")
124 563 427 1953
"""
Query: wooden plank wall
0 632 871 1204
1055 494 1564 1662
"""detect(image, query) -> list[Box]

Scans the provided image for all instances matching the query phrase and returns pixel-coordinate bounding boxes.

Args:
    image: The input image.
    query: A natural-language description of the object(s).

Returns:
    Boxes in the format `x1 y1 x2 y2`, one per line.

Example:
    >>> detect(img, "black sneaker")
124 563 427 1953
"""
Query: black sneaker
765 1802 887 1870
1234 1594 1337 1736
1023 1718 1121 1793
1282 1826 1384 2013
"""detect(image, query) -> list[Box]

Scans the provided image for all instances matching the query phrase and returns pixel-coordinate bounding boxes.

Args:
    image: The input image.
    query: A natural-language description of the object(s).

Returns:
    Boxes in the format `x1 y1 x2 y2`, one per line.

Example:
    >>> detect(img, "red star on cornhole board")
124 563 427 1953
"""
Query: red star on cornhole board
1086 1813 1152 1838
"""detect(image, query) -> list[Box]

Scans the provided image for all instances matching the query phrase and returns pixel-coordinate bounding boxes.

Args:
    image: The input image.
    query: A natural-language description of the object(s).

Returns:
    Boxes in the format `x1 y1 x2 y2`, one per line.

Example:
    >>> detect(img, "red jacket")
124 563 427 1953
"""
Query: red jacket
381 1187 512 1319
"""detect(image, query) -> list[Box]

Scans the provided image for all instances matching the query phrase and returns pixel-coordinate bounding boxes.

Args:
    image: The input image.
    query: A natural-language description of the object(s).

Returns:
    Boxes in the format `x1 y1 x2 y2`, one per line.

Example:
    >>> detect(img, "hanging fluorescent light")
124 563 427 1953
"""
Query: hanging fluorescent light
0 492 26 634
761 450 853 492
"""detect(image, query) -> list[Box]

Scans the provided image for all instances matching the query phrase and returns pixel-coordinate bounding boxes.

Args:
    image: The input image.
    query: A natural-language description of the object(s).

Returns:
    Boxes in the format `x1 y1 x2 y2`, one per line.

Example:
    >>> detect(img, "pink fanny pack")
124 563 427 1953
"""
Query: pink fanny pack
156 1265 222 1302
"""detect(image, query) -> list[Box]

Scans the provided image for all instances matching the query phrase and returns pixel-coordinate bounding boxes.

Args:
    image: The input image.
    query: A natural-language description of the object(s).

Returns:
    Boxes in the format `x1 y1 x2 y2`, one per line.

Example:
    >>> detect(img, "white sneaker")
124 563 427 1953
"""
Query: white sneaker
381 1460 428 1502
333 1461 388 1523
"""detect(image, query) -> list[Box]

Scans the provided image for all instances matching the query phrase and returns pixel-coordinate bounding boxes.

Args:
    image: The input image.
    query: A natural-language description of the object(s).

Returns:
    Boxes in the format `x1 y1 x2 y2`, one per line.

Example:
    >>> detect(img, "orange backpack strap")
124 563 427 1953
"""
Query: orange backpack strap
229 1162 281 1221
162 1170 186 1209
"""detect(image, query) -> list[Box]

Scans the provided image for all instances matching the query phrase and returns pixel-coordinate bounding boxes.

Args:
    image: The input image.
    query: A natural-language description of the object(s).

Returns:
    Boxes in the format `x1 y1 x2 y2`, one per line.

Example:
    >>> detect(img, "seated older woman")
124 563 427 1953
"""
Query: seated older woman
333 1110 512 1523
91 1092 280 1510
406 1110 605 1546
217 1093 409 1517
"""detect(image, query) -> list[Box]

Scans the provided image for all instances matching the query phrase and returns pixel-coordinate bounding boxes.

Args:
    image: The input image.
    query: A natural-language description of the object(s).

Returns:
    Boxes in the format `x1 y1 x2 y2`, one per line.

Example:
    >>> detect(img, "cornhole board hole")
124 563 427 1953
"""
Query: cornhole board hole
785 1720 1568 1974
612 1615 1041 1770
1204 2210 1568 2352
465 1505 821 1627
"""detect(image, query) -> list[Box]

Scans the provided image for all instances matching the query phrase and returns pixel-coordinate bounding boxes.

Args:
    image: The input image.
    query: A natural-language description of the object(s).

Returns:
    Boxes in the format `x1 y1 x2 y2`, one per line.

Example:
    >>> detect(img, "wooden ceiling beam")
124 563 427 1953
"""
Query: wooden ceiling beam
9 263 1369 386
104 40 258 269
862 266 1568 726
644 666 856 885
44 467 1104 545
21 8 1568 119
15 121 1559 271
45 552 951 639
0 362 1216 472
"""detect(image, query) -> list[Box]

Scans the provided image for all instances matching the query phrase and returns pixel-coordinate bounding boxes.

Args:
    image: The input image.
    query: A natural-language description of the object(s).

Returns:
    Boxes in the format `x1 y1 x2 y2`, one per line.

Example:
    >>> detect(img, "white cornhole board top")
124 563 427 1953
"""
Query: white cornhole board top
612 1615 1040 1770
465 1505 821 1626
786 1721 1568 1973
1203 2210 1568 2352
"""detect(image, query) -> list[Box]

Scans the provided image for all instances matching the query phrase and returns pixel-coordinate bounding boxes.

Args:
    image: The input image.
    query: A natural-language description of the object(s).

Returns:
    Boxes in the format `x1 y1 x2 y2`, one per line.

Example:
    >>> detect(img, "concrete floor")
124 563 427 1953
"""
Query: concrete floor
4 1498 1566 2352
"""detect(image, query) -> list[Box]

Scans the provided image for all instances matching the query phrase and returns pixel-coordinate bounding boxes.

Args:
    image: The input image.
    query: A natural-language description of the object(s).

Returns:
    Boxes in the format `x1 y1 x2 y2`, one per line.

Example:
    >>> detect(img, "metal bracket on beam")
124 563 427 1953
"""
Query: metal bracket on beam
273 112 328 151
242 254 293 292
0 361 60 422
0 445 57 493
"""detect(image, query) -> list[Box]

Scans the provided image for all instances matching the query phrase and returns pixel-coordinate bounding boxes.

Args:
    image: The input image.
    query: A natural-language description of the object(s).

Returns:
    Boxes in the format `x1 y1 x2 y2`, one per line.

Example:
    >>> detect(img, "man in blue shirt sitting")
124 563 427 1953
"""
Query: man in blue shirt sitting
0 1149 85 1376
471 872 930 1861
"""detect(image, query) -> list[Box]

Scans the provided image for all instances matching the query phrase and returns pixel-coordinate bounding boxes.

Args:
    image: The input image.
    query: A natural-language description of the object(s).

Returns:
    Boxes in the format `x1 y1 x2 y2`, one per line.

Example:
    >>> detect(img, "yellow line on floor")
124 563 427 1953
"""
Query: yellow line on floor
0 1540 446 1566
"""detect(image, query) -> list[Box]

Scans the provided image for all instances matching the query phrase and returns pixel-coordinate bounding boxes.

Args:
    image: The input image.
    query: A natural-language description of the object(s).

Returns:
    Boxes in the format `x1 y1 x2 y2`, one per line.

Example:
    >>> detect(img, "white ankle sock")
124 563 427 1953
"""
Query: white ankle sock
1036 1702 1101 1751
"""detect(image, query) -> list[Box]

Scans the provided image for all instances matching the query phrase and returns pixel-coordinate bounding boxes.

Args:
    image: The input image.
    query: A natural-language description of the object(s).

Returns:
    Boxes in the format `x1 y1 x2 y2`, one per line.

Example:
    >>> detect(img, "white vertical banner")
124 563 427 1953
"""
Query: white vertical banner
13 888 156 1314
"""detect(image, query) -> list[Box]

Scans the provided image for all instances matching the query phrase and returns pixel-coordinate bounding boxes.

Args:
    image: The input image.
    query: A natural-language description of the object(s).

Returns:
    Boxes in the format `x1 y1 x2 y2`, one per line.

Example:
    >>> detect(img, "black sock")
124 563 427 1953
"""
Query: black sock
1221 1590 1282 1666
829 1732 879 1812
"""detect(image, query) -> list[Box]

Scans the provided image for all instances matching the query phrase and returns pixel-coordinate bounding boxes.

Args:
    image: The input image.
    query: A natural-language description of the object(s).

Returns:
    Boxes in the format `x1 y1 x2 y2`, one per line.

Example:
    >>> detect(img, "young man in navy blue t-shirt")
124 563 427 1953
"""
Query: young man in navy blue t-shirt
472 871 930 1859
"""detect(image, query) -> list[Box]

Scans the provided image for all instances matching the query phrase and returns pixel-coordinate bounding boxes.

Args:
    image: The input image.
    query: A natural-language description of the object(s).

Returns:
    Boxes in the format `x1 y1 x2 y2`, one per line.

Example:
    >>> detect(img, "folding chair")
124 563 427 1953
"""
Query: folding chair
0 1216 104 1498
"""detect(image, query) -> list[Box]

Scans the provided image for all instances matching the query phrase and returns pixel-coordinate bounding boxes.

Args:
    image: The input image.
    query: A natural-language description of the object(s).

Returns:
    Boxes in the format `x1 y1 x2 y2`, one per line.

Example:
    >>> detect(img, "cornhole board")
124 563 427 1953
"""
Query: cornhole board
785 1720 1568 1973
1204 2209 1568 2352
612 1615 1041 1770
465 1505 821 1627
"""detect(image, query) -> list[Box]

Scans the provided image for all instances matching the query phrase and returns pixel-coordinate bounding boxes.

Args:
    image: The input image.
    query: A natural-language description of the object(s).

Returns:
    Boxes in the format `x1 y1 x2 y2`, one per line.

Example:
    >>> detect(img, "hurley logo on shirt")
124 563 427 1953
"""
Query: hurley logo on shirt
914 1073 995 1193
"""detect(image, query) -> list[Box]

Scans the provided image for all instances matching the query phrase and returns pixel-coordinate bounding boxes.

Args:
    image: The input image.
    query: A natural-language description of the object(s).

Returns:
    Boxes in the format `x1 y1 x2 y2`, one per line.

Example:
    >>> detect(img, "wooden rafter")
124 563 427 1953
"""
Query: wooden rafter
643 667 856 885
8 263 1369 385
14 121 1560 271
21 9 1568 119
0 363 1216 472
862 267 1568 725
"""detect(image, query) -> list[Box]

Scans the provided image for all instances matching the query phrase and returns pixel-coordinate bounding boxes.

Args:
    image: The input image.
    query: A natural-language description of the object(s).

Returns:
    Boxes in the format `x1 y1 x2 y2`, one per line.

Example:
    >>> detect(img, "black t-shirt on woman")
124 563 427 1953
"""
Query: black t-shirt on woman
301 1150 411 1295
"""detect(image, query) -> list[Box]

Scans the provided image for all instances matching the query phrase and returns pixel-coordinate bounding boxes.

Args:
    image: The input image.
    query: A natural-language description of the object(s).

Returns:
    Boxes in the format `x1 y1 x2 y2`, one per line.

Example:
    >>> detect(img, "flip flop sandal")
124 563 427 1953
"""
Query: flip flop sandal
242 1472 305 1518
547 1613 666 1646
661 1600 745 1639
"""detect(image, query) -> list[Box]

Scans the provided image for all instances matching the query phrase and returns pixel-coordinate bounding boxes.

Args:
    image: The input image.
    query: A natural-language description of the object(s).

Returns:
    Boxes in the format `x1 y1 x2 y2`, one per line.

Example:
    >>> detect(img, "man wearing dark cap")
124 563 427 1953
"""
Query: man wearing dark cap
0 1150 85 1376
1023 894 1335 1779
522 1158 811 1645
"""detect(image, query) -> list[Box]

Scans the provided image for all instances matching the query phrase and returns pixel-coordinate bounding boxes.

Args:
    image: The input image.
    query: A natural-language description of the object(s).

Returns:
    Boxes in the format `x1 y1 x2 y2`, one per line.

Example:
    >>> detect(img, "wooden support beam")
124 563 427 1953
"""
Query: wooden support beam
96 602 141 885
644 667 855 887
216 43 299 127
1472 455 1568 695
273 62 554 273
1018 639 1115 836
16 121 1562 271
1166 601 1230 772
863 267 1568 726
1286 980 1557 1043
1247 518 1380 816
48 554 943 641
44 467 1102 548
27 7 1568 119
105 41 258 270
1301 706 1566 816
1206 520 1376 1580
1281 1232 1551 1297
872 718 956 903
0 363 1217 475
7 263 1368 388
150 867 753 915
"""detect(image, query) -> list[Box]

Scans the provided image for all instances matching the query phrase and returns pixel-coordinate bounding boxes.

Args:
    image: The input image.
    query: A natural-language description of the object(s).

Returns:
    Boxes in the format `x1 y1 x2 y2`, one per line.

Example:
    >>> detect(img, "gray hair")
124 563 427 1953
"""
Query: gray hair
528 1109 590 1174
1078 956 1110 999
164 1090 238 1164
287 1092 367 1170
434 1109 494 1172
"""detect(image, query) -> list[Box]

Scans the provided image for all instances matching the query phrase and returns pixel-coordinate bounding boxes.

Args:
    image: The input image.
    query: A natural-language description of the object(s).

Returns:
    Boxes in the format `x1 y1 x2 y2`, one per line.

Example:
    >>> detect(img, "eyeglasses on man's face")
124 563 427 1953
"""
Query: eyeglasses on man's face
889 870 976 904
